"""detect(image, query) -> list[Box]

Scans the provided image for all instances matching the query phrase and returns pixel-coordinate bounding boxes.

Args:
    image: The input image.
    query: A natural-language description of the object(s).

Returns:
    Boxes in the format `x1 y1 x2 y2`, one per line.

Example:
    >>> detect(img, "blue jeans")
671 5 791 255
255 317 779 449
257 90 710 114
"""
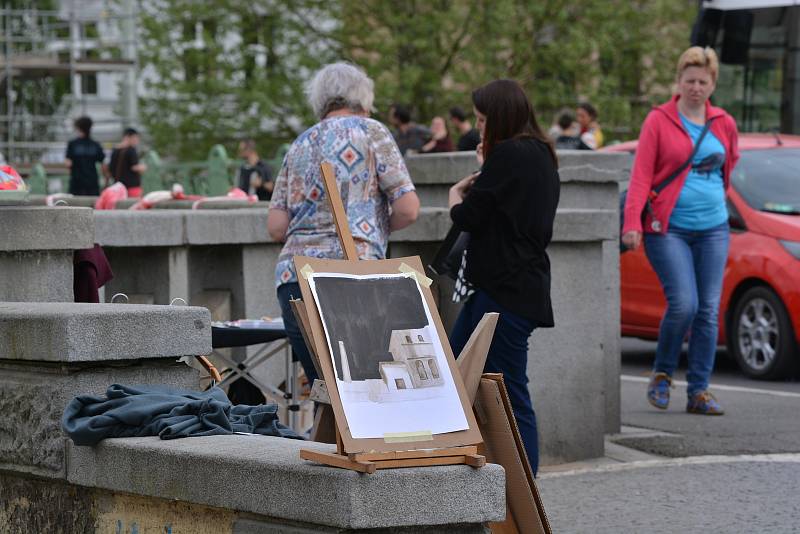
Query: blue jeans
277 282 319 385
644 222 729 397
449 290 539 476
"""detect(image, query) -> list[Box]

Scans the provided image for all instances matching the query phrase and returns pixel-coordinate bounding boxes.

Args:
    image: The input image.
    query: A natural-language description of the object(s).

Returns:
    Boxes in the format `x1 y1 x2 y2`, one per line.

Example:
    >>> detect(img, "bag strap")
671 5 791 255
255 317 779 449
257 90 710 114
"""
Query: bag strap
651 116 717 196
114 147 127 182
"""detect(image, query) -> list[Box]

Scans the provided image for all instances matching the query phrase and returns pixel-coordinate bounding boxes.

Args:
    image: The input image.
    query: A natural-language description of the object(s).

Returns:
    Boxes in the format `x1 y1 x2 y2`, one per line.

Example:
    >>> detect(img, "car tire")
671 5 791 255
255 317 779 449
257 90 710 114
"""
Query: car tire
729 286 798 380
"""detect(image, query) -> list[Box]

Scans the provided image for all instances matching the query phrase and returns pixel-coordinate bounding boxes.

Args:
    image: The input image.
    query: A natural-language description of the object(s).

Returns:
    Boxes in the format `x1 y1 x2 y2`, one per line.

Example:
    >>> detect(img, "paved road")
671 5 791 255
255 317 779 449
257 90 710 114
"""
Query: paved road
536 338 800 533
617 338 800 457
539 457 800 534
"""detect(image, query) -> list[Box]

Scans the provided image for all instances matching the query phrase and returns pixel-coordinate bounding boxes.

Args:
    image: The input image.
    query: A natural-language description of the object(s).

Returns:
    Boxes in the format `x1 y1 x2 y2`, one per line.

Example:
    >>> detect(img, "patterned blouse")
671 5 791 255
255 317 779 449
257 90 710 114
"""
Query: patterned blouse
270 115 415 286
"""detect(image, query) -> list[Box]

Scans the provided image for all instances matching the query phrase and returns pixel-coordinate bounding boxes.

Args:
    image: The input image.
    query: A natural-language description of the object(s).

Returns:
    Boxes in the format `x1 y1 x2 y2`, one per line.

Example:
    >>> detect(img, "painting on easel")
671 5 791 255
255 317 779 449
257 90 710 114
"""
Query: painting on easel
308 271 469 440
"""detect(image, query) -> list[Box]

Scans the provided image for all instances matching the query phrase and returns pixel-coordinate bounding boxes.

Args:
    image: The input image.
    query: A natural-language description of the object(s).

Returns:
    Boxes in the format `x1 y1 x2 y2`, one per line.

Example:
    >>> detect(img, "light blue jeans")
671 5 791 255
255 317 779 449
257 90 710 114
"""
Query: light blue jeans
644 222 729 397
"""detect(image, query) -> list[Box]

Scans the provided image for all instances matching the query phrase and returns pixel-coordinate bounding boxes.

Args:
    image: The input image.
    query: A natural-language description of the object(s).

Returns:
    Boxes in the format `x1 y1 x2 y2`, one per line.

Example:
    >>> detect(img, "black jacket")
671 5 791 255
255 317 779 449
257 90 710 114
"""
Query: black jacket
450 137 560 326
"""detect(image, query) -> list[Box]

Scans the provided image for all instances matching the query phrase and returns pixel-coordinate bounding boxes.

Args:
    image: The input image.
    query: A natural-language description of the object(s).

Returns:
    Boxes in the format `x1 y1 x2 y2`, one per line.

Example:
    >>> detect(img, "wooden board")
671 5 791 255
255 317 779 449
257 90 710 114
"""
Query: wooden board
294 255 483 455
320 162 358 261
475 374 551 534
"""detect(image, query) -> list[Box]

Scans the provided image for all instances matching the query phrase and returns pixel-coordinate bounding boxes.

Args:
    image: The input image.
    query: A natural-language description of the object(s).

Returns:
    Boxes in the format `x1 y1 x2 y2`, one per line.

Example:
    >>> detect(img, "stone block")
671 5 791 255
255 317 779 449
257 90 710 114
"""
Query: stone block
0 250 74 302
531 242 607 463
0 359 199 478
0 302 211 362
405 152 477 184
67 435 505 530
94 210 184 246
0 206 94 251
184 209 272 245
551 209 616 242
556 150 632 183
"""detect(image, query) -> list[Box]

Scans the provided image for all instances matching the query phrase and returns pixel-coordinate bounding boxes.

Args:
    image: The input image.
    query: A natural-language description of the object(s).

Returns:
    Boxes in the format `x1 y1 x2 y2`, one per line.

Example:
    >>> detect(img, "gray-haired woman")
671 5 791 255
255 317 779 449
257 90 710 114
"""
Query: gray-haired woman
267 62 420 385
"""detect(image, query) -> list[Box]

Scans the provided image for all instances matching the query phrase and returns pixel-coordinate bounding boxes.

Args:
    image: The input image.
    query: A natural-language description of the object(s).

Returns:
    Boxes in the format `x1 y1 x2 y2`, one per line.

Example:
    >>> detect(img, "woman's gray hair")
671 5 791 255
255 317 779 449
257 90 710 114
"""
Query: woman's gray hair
306 62 375 120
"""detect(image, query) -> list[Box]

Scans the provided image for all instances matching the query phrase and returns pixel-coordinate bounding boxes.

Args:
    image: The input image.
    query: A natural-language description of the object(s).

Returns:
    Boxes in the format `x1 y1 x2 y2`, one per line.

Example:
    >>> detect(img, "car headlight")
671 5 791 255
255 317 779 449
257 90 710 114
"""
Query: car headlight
779 240 800 260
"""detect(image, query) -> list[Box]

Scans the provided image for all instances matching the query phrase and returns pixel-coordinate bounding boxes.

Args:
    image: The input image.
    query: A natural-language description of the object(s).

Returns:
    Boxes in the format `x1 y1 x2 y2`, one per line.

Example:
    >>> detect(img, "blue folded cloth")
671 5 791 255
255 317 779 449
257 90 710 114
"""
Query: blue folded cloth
62 384 302 446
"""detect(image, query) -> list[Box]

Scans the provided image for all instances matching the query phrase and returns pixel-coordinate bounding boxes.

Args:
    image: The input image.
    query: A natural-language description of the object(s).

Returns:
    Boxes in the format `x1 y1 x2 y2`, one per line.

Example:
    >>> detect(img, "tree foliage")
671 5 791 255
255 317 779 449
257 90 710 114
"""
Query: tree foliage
139 0 697 159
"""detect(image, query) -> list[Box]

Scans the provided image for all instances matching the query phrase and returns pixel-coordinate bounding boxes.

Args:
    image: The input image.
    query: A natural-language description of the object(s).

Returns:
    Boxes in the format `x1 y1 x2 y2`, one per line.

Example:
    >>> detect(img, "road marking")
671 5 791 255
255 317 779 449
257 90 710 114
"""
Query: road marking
621 374 800 399
539 453 800 479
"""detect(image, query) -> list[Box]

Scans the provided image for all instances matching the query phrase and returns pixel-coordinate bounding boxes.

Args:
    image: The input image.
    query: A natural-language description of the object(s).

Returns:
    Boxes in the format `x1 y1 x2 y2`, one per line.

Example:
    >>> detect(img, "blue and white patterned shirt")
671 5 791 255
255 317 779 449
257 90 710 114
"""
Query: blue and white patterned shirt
270 116 415 286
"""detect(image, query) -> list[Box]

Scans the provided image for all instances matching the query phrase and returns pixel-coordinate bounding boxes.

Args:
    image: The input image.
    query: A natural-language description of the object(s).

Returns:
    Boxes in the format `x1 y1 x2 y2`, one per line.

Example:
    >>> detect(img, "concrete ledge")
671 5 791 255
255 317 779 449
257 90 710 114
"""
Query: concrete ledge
95 207 615 249
392 208 616 243
94 210 185 246
67 435 506 530
405 150 630 185
0 207 94 251
0 303 211 362
405 152 478 184
555 150 632 183
552 209 617 242
184 209 271 244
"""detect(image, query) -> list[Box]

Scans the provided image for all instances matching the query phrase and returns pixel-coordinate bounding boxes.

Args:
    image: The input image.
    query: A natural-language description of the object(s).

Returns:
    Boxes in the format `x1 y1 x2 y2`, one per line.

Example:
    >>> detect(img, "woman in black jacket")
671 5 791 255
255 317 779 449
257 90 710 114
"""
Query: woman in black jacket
449 79 560 475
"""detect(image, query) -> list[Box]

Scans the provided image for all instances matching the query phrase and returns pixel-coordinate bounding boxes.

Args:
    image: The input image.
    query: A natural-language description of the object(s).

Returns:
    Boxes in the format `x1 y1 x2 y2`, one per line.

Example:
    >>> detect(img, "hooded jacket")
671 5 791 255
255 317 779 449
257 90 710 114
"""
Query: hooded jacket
623 94 740 235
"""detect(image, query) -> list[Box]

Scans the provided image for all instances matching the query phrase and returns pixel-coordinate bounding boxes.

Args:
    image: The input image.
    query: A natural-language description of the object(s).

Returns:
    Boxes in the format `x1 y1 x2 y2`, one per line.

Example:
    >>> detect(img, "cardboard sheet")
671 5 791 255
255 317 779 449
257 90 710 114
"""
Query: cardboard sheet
475 374 551 534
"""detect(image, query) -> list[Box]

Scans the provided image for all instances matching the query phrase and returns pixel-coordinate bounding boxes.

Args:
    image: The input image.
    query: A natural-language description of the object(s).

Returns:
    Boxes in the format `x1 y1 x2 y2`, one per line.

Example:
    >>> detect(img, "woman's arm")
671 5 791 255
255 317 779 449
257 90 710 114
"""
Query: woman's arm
267 208 290 242
622 112 660 243
389 191 420 231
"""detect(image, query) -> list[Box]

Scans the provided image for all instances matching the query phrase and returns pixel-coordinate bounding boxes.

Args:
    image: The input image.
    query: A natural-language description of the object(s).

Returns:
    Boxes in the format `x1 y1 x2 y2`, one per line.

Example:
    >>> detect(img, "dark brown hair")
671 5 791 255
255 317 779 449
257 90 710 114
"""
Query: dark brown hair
472 79 556 165
74 116 93 137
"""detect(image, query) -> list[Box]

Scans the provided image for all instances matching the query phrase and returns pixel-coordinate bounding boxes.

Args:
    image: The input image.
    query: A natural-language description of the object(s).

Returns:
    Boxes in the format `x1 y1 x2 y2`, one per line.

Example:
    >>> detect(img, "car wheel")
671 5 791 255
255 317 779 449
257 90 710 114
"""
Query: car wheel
729 286 798 380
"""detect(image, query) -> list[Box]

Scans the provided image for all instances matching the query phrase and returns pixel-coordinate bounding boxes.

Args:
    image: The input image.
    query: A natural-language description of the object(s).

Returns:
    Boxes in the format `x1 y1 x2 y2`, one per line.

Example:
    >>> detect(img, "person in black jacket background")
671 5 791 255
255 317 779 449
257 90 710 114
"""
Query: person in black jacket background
448 79 560 475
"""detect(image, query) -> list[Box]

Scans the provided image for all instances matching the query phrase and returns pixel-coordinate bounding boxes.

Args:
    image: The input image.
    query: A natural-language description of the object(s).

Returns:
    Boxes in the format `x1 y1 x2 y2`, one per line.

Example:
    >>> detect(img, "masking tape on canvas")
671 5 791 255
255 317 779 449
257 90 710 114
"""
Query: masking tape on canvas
299 264 315 280
383 430 434 443
398 263 433 288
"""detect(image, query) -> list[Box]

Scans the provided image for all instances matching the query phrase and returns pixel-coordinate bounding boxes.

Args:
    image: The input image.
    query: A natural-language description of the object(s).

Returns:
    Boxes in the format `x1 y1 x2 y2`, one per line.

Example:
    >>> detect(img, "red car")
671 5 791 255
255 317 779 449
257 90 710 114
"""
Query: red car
605 134 800 379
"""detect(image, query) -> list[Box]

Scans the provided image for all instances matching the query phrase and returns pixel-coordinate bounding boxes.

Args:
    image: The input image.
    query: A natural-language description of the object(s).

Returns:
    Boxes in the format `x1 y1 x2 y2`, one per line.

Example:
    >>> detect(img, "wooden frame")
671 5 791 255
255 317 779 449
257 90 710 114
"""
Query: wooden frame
294 162 484 471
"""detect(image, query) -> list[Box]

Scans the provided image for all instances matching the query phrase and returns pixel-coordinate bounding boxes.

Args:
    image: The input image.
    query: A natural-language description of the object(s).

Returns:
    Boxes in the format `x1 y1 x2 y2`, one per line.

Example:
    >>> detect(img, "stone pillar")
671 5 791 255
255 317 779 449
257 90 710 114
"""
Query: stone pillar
0 207 94 302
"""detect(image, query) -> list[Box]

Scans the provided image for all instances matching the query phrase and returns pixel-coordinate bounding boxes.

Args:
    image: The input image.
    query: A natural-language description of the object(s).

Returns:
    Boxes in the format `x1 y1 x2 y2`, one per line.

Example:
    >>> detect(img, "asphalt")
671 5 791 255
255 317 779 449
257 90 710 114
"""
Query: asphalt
534 338 800 533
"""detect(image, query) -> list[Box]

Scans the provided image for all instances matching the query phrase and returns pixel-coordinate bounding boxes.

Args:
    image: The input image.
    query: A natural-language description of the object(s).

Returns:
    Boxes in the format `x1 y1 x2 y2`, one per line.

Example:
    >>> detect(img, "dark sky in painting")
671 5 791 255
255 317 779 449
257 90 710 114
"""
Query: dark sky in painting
313 276 428 381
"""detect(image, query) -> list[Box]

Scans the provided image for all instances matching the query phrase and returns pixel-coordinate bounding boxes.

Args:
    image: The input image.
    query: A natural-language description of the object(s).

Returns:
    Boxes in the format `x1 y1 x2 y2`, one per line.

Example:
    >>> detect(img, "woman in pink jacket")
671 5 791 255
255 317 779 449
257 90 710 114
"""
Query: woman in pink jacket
622 46 739 415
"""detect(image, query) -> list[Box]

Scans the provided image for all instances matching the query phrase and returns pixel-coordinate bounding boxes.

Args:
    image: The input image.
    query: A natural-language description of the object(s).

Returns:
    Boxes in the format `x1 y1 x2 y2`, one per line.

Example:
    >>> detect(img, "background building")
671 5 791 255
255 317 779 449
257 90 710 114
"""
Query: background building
0 0 137 164
694 0 800 133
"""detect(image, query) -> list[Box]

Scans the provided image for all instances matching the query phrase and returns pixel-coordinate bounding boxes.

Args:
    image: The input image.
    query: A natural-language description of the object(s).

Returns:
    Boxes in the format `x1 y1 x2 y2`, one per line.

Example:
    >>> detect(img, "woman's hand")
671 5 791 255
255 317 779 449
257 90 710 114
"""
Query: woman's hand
449 172 479 208
475 142 484 167
621 230 642 250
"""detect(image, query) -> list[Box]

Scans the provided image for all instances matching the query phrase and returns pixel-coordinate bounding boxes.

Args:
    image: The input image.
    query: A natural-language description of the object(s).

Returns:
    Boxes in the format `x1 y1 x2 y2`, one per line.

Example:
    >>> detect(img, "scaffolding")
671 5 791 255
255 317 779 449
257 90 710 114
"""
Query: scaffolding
0 0 138 166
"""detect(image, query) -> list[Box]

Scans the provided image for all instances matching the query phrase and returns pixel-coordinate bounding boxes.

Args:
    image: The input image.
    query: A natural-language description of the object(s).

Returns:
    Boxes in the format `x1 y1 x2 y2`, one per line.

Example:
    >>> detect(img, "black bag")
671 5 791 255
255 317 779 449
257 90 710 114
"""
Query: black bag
429 224 470 279
620 118 715 253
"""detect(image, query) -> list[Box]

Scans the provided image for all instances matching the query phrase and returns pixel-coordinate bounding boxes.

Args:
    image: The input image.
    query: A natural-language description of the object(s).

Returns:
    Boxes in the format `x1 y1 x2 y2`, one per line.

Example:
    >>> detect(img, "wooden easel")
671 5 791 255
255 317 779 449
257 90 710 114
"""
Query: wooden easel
296 162 487 473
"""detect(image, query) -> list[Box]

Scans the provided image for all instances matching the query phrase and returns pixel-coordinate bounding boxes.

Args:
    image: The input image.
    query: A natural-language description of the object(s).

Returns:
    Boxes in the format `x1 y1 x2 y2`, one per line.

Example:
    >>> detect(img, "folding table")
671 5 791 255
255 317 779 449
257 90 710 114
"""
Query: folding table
211 321 307 431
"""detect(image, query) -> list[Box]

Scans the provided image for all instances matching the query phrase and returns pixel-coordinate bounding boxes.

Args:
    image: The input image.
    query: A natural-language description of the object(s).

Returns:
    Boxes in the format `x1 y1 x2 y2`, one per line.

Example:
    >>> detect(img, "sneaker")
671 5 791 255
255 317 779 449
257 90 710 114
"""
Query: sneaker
647 372 672 410
687 391 724 415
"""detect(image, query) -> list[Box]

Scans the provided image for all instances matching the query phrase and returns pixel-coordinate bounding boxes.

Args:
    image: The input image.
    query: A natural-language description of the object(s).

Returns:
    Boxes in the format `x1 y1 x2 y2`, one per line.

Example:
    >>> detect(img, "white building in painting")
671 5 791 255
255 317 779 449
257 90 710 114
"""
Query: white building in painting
336 326 445 404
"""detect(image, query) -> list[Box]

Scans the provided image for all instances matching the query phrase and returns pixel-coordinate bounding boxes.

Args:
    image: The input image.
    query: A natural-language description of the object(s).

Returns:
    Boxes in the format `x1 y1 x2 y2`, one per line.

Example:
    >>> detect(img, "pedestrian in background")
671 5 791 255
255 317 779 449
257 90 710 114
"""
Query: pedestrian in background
576 102 604 149
420 116 454 153
622 46 739 415
65 116 105 196
550 109 590 150
268 62 420 385
108 128 147 198
237 139 273 201
388 103 431 155
448 79 560 476
449 106 481 151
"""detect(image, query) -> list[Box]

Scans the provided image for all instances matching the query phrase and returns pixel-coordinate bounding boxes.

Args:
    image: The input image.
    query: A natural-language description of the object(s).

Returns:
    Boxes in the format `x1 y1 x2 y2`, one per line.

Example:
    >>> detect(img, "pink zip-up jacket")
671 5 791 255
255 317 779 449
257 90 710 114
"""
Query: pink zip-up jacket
623 94 740 235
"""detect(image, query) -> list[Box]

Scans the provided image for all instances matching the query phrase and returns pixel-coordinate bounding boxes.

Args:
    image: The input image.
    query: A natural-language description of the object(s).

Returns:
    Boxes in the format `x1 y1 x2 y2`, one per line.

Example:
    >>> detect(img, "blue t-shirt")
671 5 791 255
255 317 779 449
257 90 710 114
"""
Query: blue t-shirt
669 114 727 230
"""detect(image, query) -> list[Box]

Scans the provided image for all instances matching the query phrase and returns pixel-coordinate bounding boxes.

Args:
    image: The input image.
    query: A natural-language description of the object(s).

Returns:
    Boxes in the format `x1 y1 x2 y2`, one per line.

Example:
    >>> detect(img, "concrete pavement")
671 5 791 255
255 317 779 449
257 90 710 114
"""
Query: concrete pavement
534 338 800 533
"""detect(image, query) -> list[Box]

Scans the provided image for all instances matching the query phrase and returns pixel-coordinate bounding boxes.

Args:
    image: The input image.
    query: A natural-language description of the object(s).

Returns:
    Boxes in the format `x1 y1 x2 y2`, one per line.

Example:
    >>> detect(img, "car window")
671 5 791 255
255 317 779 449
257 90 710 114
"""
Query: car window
732 149 800 214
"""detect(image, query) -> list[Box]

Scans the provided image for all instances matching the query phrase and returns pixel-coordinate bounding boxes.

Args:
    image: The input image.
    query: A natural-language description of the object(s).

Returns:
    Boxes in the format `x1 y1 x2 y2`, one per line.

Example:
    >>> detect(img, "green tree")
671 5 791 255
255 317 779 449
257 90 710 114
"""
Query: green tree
138 0 339 160
138 0 697 159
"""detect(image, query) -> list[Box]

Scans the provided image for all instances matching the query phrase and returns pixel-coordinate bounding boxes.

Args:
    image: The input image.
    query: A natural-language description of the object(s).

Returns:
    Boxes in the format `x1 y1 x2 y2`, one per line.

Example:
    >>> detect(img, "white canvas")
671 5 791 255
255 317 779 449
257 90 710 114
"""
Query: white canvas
308 272 469 439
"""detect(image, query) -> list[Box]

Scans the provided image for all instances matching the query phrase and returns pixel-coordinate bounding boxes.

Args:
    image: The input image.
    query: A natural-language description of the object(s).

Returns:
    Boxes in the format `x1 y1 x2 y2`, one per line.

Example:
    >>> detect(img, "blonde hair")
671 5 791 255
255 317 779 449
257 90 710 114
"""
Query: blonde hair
676 46 719 82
